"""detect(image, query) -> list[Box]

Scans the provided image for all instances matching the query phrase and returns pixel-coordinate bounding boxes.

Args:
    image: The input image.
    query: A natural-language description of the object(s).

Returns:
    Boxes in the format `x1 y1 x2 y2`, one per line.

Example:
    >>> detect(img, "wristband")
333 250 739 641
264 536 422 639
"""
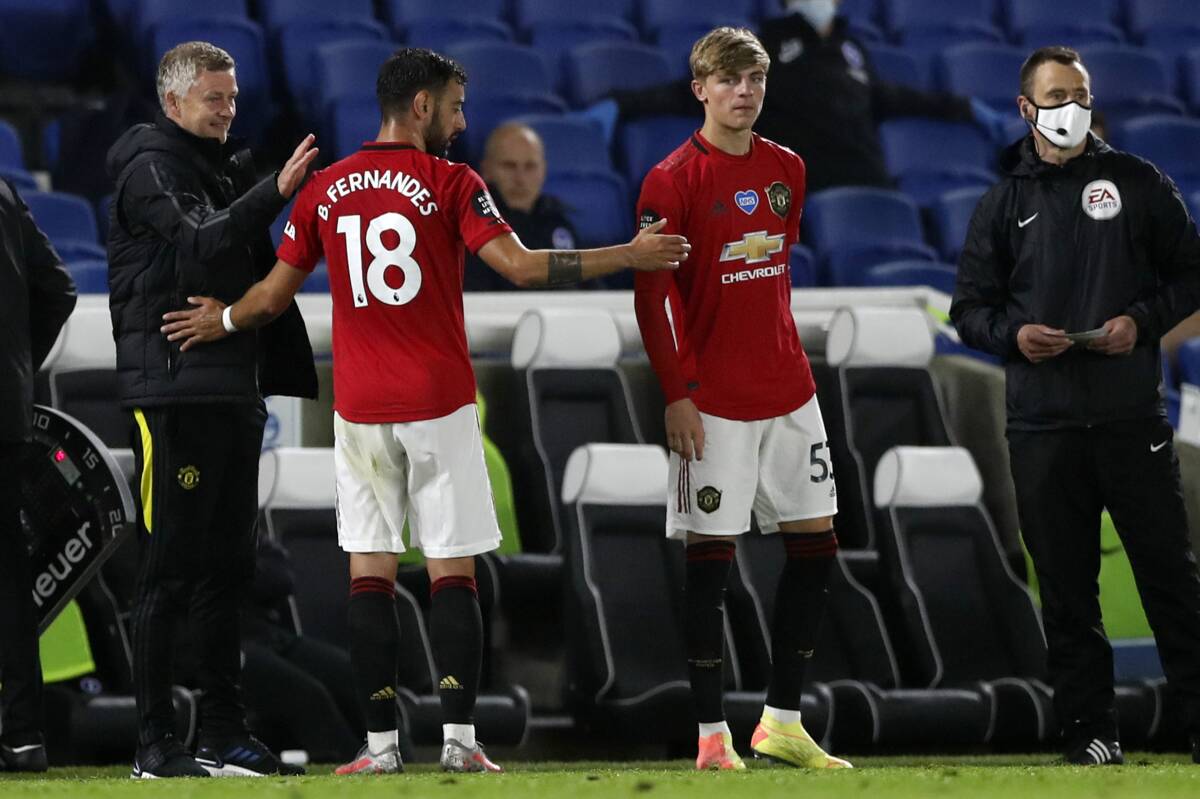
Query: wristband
222 305 238 334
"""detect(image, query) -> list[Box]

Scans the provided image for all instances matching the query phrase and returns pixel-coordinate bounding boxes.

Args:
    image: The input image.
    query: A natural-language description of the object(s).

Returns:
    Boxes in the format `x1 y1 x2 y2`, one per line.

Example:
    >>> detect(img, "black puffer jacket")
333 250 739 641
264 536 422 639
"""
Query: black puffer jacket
951 134 1200 430
106 113 316 407
0 178 76 442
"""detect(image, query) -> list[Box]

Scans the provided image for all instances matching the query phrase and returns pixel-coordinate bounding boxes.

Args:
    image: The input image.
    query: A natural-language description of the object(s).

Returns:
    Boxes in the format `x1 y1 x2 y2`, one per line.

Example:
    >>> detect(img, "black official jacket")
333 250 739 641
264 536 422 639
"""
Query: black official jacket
950 134 1200 430
0 179 76 443
613 13 973 192
106 114 316 407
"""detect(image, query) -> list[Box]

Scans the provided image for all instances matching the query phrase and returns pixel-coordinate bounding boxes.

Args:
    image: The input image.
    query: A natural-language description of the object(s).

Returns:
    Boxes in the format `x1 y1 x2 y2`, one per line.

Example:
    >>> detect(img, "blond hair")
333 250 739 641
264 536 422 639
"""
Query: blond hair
156 41 235 113
689 27 770 81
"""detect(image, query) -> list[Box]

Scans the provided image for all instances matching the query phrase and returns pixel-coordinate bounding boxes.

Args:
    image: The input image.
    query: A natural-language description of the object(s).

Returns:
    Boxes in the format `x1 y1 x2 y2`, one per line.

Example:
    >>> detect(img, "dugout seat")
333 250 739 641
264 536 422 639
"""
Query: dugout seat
276 18 388 113
936 43 1026 113
512 0 635 33
873 446 1163 747
542 170 631 247
44 304 126 450
1002 0 1123 47
1077 46 1185 123
513 115 613 173
865 44 926 92
618 115 699 189
65 259 110 294
262 448 530 746
810 307 952 551
731 533 994 748
563 42 675 108
257 0 375 36
560 444 832 746
859 261 958 295
1115 115 1200 200
930 185 988 264
0 120 37 193
878 120 997 208
638 0 755 39
22 191 105 262
0 0 92 81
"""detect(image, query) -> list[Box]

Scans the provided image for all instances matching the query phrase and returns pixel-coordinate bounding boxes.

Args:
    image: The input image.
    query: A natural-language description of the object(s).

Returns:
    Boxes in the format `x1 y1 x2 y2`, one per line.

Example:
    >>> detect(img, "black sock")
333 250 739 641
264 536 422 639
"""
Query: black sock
430 576 482 725
766 530 838 711
348 576 400 733
685 540 735 724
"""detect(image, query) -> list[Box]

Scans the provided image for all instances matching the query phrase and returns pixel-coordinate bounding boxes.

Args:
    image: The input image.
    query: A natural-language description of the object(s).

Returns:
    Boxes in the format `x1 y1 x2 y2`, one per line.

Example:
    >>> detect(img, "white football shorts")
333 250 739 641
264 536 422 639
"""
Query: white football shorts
667 395 838 539
333 403 502 558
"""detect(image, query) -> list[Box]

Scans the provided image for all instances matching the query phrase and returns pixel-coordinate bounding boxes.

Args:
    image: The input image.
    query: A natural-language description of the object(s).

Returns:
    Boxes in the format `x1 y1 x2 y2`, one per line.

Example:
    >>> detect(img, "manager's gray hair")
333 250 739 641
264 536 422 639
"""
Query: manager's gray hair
156 41 235 113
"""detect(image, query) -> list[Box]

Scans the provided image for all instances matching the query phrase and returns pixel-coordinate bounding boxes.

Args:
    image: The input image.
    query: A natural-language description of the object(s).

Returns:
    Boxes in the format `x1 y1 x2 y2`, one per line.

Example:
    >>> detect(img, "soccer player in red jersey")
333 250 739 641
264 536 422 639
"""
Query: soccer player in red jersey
633 27 851 771
161 48 688 775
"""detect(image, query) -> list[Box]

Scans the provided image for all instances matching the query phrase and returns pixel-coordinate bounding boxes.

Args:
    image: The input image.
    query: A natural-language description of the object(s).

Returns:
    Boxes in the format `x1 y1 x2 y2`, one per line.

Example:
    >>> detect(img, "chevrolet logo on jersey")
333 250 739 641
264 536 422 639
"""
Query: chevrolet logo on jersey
719 231 785 265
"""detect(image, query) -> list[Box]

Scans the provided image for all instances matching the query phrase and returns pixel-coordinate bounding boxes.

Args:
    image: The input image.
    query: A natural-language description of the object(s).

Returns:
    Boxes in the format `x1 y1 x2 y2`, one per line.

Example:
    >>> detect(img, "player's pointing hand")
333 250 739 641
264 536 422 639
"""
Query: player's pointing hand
629 217 690 272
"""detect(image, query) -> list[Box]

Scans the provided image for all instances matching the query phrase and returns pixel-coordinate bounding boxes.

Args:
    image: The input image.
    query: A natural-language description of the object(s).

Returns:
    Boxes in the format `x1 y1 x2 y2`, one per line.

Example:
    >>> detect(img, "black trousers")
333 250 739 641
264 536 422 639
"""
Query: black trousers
130 403 265 745
1009 416 1200 741
0 442 43 745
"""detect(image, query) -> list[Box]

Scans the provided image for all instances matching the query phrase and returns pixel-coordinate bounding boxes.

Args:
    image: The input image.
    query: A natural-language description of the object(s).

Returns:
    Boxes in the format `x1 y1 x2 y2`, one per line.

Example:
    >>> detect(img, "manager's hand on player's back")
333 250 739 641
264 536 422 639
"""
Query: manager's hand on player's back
628 218 690 272
276 134 319 199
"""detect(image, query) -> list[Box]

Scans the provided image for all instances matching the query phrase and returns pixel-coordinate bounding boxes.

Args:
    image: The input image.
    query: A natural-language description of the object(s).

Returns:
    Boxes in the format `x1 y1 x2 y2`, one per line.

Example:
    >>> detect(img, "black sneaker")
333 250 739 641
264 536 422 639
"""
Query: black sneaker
0 740 48 773
1064 737 1124 765
194 734 305 777
131 735 210 779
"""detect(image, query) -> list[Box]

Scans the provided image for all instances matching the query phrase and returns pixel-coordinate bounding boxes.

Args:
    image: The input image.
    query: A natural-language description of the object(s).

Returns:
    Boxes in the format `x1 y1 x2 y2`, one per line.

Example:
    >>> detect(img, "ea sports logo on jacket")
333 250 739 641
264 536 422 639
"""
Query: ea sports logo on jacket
1082 180 1122 221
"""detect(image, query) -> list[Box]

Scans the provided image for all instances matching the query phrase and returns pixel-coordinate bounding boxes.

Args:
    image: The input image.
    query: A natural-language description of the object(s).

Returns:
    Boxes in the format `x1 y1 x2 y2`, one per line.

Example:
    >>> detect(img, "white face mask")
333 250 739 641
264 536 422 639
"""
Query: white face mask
787 0 837 31
1028 100 1092 149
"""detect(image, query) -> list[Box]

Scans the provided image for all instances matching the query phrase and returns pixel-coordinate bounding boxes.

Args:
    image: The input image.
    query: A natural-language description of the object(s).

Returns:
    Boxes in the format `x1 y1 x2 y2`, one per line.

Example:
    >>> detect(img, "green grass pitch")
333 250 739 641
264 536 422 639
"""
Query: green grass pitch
3 756 1200 799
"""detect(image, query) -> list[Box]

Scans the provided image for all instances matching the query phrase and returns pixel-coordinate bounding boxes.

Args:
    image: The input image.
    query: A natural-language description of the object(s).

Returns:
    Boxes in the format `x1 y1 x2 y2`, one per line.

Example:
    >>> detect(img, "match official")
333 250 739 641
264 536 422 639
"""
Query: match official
951 46 1200 765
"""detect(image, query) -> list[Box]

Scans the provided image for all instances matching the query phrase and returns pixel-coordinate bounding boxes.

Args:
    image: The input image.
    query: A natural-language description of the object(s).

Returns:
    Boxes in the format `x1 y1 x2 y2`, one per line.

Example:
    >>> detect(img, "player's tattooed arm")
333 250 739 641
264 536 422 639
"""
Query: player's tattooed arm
546 251 583 286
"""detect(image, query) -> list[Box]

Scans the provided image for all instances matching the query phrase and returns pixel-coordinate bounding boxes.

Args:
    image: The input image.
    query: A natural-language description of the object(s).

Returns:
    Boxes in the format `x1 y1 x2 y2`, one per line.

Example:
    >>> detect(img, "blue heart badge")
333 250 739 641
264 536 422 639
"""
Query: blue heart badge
734 190 759 215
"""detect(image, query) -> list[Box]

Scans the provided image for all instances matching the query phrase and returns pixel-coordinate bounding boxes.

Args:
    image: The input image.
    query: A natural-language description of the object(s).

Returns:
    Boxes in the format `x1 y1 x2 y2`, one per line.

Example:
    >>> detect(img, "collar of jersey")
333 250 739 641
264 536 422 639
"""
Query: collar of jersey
361 142 419 151
693 130 757 163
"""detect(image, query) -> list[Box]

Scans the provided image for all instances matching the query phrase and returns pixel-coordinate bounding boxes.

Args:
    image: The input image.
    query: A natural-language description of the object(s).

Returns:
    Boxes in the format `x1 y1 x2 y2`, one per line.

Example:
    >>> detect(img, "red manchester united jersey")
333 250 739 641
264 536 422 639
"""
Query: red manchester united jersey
277 142 512 423
634 131 814 421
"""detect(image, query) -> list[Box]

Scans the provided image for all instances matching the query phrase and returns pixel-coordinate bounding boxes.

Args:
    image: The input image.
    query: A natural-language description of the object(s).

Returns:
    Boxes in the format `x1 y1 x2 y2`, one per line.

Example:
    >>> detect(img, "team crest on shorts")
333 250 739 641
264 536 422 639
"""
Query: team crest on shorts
696 486 722 514
766 181 791 219
177 465 200 490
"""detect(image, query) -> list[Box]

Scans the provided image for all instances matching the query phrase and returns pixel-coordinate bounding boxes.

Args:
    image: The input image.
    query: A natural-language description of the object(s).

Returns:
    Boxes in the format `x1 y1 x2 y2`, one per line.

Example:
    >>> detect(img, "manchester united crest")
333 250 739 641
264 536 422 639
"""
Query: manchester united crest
696 486 722 514
766 181 792 219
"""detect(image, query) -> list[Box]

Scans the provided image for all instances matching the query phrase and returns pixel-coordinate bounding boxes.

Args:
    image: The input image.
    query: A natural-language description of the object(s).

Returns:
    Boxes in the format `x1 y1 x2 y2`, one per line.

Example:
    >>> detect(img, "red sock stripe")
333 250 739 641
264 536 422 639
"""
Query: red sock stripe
350 576 396 597
687 540 736 562
784 530 838 559
430 575 478 598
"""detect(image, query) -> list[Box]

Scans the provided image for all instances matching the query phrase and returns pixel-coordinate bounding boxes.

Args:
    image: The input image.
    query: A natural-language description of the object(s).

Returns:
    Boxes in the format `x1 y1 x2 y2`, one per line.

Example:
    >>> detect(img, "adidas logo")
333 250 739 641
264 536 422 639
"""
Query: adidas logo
369 686 397 701
439 675 464 691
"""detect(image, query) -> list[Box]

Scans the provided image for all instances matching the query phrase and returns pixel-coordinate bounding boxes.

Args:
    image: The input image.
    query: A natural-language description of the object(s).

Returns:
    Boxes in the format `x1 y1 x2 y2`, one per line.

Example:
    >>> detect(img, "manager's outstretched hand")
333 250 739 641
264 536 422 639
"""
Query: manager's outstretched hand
277 134 319 199
629 218 690 272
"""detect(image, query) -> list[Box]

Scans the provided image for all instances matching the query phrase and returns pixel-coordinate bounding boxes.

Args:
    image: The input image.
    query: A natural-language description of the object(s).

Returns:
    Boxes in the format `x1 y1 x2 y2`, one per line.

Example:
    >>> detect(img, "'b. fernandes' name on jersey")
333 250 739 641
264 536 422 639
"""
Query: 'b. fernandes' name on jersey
316 169 438 220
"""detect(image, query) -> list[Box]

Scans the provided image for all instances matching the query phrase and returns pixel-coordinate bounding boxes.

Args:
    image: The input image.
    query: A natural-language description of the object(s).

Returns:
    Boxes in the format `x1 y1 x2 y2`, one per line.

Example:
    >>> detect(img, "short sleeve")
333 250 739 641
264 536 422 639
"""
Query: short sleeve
275 179 323 273
453 167 513 254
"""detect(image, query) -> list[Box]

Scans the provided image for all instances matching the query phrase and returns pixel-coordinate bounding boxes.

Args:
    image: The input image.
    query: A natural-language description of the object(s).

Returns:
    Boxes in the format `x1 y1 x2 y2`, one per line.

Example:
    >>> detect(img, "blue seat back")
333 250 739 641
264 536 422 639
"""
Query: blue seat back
564 42 674 107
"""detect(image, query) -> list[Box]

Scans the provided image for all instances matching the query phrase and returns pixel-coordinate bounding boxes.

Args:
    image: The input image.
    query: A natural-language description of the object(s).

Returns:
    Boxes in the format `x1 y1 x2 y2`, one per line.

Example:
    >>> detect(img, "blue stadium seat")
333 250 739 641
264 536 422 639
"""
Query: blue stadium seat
0 120 25 171
865 44 926 91
270 198 294 250
150 18 272 144
1017 23 1124 50
1078 45 1185 121
512 0 635 35
405 18 513 52
564 42 676 107
314 40 396 131
937 43 1025 111
0 0 92 81
1115 115 1200 199
445 42 558 102
930 185 988 263
0 168 38 193
459 94 568 163
301 261 330 293
639 0 755 38
1140 29 1200 67
513 115 612 172
860 260 958 294
1124 0 1200 45
326 95 381 160
619 115 699 188
542 171 631 247
136 0 248 44
1002 0 1123 46
789 244 816 288
382 0 508 30
657 24 736 81
529 20 639 93
1175 337 1200 387
804 188 938 285
838 0 885 40
1189 191 1200 221
257 0 376 35
878 120 998 207
23 191 100 249
886 0 1005 62
277 18 389 113
65 259 109 294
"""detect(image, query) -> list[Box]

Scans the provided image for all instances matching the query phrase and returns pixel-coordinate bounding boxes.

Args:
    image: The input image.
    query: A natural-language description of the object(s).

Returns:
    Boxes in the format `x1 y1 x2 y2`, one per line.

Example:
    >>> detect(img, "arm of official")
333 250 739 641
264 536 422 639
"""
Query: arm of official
119 135 316 264
15 185 77 366
159 258 309 351
1121 168 1200 341
949 187 1022 358
475 218 687 288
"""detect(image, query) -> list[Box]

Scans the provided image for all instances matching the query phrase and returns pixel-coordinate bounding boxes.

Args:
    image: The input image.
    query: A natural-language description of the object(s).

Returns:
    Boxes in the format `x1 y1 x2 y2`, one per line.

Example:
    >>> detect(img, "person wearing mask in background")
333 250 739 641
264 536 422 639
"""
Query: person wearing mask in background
0 178 77 774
